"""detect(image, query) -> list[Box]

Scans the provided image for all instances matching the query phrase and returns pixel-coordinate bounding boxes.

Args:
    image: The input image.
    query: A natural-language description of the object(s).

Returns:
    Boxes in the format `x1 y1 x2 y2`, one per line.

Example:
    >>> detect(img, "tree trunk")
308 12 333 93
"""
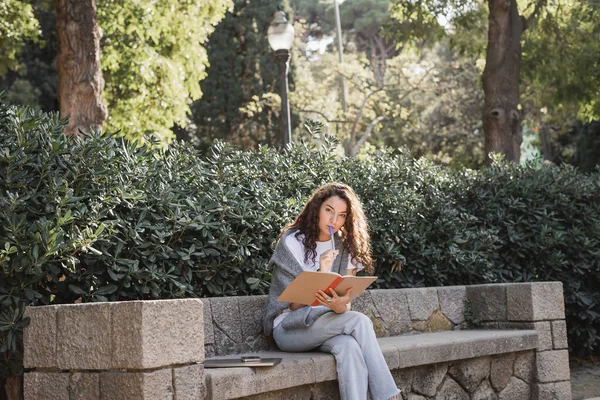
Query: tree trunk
482 0 524 163
55 0 107 135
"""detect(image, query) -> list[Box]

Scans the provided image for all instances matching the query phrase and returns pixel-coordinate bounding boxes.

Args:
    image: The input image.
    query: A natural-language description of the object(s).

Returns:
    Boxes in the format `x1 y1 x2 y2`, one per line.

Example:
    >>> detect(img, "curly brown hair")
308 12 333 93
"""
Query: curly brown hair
281 182 374 274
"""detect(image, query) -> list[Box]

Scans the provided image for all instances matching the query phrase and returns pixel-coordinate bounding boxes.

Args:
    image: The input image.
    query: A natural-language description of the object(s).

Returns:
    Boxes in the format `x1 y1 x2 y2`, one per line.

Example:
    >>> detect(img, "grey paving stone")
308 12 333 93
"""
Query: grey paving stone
100 369 173 400
534 381 572 400
56 302 112 370
173 364 204 400
551 320 568 350
437 286 466 324
513 351 535 383
434 376 469 400
412 364 448 397
112 299 204 369
498 377 530 400
536 350 571 383
210 297 243 355
23 305 58 369
448 356 490 392
490 353 516 392
370 289 413 336
472 379 498 400
405 287 439 321
69 373 99 400
466 284 507 322
496 322 551 350
24 372 69 400
201 299 214 345
506 282 565 321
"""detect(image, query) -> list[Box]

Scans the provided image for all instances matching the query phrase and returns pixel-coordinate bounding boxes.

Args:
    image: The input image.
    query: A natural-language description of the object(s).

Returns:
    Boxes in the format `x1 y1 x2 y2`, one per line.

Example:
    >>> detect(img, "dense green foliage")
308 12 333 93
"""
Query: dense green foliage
1 102 600 377
0 0 232 144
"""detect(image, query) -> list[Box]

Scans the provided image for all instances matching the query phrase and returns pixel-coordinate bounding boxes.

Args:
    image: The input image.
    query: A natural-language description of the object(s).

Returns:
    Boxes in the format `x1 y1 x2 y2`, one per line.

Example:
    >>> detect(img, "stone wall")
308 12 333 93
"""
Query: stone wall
23 299 205 400
202 286 467 357
465 282 571 400
22 282 571 400
237 351 536 400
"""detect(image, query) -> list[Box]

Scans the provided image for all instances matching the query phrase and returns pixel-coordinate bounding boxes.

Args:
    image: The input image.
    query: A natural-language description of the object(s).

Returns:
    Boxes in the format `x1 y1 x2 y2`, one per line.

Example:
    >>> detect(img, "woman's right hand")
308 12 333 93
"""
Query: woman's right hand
319 249 339 272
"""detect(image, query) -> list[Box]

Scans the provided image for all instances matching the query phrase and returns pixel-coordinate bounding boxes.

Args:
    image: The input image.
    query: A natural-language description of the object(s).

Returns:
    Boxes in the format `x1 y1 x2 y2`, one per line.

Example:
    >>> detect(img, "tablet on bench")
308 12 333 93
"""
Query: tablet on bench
202 356 282 368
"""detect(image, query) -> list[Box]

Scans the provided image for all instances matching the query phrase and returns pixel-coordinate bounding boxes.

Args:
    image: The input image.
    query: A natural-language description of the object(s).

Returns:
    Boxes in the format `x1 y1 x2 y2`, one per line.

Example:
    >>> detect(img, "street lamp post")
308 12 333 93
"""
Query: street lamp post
267 11 295 148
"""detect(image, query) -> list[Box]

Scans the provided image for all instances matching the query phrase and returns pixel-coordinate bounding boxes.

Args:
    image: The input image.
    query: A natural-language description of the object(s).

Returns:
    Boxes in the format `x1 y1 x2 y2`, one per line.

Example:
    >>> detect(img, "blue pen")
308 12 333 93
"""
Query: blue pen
328 225 335 251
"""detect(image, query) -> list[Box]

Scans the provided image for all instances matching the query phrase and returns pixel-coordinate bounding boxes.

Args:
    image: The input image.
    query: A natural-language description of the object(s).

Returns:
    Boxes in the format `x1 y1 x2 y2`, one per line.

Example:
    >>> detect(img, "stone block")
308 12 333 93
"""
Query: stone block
434 376 468 400
437 286 466 324
466 284 507 322
100 369 173 400
408 395 427 400
238 295 271 353
392 368 414 396
57 302 112 369
412 310 453 333
534 381 572 400
310 381 341 400
405 287 439 321
490 353 515 392
350 290 375 316
205 353 317 399
202 299 214 345
240 384 314 400
551 320 568 350
498 377 530 400
472 380 498 400
448 356 490 392
513 351 535 383
173 364 204 400
23 305 58 369
379 330 537 370
210 297 243 355
24 372 69 400
70 372 100 400
379 340 400 370
112 299 204 369
535 350 570 383
412 364 448 397
497 321 550 350
370 289 412 336
239 295 266 339
506 282 565 321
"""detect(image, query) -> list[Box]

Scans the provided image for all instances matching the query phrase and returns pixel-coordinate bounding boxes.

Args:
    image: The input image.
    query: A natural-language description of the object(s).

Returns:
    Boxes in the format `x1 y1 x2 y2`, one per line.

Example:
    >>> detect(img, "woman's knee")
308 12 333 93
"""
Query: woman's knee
347 311 373 327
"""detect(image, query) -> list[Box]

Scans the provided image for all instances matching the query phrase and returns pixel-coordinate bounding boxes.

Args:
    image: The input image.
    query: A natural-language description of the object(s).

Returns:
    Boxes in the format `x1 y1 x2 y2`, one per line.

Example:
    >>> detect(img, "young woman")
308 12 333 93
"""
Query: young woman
262 183 400 400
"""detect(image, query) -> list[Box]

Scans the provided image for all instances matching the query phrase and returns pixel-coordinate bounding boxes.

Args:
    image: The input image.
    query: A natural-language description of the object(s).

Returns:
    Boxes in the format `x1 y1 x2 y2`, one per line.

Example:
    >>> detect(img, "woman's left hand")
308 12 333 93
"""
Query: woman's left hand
315 288 352 313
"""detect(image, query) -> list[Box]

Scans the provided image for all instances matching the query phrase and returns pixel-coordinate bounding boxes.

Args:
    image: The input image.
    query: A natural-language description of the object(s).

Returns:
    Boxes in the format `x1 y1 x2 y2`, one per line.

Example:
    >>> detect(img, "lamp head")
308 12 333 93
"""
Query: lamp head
267 11 295 51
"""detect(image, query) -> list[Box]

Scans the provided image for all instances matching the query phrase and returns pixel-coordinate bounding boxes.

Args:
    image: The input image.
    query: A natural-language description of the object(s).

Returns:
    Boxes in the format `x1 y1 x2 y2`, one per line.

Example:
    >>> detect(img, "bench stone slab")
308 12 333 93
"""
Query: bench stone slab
204 330 537 399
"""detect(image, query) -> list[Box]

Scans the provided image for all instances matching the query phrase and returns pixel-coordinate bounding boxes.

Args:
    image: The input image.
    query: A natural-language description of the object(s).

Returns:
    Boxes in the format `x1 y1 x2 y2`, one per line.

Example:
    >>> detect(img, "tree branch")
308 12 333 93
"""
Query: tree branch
524 0 547 30
350 115 387 156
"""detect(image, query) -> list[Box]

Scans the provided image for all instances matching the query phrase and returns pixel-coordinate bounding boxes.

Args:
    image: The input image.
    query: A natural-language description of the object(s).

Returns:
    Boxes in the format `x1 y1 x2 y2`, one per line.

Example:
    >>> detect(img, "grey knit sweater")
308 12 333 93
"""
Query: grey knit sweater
262 229 349 337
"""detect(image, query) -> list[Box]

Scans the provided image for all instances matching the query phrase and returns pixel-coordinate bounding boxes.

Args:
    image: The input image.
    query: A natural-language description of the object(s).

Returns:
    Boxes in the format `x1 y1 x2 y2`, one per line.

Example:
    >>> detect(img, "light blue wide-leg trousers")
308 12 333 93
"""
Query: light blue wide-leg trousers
273 310 400 400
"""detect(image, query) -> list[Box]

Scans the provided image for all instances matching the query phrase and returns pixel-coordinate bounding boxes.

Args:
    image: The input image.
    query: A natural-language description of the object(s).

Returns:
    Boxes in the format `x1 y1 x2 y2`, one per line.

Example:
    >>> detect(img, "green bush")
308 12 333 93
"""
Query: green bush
1 102 599 379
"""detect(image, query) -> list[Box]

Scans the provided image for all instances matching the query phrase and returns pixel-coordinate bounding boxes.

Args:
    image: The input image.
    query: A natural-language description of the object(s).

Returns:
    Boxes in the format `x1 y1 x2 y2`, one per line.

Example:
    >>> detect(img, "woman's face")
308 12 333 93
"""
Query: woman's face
317 195 348 241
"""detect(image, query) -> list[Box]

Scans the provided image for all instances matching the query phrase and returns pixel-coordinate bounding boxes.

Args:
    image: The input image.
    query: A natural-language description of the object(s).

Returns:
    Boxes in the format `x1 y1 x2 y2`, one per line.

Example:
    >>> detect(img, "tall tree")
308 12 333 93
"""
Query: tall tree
387 0 550 162
189 0 293 150
55 0 107 135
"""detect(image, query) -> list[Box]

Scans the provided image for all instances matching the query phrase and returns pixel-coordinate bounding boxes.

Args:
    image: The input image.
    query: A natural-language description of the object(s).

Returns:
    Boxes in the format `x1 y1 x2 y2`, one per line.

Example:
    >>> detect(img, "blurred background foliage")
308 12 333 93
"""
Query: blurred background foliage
0 0 598 168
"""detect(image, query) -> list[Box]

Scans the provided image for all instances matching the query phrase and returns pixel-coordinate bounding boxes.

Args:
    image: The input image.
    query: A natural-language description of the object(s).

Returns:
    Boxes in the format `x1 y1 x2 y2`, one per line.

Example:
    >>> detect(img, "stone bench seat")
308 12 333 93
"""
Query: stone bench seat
204 329 538 399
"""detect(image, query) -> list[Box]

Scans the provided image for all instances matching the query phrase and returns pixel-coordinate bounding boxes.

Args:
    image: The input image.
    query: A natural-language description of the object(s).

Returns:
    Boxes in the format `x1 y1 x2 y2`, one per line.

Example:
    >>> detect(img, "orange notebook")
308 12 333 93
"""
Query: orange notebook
277 271 377 306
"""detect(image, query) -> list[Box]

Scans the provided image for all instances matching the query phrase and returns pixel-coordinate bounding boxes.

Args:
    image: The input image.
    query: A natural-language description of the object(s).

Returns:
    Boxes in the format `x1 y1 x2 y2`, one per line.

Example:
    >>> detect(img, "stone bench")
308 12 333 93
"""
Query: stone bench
22 282 572 400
